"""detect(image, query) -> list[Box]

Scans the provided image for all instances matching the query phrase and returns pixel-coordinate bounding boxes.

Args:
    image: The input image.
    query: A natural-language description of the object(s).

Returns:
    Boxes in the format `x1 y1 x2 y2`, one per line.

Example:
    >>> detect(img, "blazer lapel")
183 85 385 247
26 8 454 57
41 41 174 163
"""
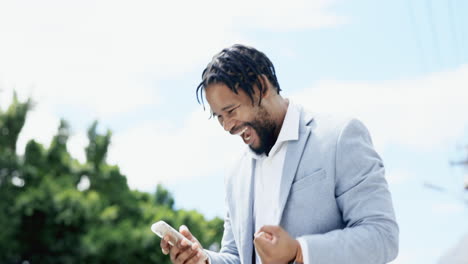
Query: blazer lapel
237 158 256 264
275 110 312 225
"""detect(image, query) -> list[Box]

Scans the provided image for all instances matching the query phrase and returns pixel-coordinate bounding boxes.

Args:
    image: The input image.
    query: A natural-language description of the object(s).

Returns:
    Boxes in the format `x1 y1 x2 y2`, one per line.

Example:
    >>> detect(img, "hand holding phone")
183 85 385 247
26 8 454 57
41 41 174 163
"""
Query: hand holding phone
151 221 193 247
152 221 208 263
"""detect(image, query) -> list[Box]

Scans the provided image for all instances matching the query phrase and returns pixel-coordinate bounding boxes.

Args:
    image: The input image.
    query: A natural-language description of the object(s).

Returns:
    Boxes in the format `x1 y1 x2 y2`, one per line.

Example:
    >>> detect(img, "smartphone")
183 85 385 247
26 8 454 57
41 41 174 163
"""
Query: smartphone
151 220 193 247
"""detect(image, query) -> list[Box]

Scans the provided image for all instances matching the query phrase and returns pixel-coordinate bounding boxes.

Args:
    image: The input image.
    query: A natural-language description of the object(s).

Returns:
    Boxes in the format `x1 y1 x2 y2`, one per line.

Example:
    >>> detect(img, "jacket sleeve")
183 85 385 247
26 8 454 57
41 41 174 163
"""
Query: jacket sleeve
204 209 241 264
298 119 399 264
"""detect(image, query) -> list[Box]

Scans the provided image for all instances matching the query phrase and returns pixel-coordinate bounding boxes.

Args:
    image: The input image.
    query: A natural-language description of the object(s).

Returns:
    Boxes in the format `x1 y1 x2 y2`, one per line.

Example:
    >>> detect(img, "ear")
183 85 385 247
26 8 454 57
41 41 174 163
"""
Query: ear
257 74 271 99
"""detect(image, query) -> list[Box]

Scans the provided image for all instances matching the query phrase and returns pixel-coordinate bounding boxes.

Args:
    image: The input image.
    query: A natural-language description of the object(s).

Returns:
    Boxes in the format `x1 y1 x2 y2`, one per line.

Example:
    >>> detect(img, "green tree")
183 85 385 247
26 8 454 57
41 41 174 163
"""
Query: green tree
155 183 175 209
0 94 224 263
0 93 30 262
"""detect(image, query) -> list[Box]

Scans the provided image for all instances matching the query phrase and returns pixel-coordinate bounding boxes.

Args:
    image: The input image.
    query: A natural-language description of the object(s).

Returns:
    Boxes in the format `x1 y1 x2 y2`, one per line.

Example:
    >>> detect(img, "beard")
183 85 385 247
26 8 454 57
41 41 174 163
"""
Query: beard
243 106 277 156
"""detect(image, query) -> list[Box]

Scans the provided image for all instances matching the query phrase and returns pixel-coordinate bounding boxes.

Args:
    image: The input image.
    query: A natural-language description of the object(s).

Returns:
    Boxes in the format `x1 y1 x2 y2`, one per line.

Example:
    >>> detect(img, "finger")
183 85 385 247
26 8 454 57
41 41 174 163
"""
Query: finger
254 231 273 241
177 235 194 250
169 245 181 264
180 237 193 248
162 234 170 244
258 225 281 234
253 237 268 260
263 232 273 240
175 245 198 263
163 234 176 247
170 237 185 260
162 235 176 255
200 249 208 261
160 237 169 255
161 243 170 255
170 242 181 256
185 249 206 264
188 241 200 251
254 231 263 238
179 225 195 241
254 232 273 251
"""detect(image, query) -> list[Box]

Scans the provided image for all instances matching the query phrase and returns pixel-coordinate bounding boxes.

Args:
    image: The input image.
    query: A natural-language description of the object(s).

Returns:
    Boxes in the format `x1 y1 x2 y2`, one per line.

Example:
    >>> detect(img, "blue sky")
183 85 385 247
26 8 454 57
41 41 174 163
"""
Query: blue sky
1 0 467 263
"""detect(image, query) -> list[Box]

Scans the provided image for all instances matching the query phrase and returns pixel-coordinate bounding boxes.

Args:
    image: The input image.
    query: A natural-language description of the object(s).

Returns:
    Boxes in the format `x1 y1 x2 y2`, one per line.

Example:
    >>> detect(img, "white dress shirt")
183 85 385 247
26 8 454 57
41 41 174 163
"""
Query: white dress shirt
250 100 306 264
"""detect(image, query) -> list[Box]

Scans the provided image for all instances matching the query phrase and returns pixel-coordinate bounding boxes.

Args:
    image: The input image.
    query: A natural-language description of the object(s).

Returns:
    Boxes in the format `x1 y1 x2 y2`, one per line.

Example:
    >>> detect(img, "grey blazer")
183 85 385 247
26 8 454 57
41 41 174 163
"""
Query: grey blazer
205 106 399 264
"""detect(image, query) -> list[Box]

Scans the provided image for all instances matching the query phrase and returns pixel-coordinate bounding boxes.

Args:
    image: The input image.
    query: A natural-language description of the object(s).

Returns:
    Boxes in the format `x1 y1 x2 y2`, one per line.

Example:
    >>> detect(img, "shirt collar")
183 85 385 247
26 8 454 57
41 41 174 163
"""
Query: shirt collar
248 99 300 159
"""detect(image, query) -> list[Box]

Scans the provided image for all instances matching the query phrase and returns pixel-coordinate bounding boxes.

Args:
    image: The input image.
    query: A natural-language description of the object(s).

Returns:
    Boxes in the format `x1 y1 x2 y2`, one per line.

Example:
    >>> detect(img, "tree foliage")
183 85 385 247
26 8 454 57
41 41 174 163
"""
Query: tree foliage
0 95 223 263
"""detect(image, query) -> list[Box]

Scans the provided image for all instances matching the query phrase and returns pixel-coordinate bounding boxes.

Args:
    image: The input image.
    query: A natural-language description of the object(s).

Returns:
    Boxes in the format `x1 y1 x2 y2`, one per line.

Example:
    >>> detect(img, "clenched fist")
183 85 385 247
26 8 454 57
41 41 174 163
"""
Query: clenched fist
253 225 303 264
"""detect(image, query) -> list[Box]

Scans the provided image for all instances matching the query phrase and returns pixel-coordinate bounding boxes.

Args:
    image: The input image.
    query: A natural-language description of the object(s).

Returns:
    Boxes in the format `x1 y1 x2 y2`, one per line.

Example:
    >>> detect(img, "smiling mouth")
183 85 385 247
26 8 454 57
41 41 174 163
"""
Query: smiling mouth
234 127 252 143
234 127 248 137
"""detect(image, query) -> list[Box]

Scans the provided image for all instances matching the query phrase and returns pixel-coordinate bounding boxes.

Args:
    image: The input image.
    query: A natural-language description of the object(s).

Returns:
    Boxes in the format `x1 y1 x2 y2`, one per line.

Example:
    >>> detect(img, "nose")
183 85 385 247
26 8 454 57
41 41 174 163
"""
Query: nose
222 119 235 133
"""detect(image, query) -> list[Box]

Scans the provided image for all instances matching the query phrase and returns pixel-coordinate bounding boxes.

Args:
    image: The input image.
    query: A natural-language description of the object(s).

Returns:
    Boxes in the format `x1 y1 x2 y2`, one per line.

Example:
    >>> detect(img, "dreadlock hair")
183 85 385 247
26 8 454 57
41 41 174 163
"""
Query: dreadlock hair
196 44 281 108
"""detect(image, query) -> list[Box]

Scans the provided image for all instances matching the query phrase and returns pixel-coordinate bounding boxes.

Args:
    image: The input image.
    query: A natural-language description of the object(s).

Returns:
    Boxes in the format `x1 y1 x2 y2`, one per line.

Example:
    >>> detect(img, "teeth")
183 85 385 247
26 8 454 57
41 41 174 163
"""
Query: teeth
245 136 251 141
235 127 248 136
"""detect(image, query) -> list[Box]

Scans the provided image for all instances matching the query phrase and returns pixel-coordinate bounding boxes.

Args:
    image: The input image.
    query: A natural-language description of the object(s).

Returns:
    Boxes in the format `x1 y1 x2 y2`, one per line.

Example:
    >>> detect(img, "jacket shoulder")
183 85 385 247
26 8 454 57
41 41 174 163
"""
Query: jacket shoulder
301 108 355 137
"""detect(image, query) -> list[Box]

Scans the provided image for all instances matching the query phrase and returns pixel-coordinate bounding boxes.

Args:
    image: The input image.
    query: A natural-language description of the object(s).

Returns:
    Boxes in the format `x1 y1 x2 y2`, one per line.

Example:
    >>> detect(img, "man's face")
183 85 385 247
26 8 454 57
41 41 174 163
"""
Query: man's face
205 83 277 155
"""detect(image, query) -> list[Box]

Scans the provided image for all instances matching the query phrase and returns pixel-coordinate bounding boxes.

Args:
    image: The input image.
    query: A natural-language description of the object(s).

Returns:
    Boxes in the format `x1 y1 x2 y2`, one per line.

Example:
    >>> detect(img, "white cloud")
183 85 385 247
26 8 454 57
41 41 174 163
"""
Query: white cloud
431 201 465 215
15 103 60 155
389 251 418 264
67 132 88 163
0 0 341 190
2 88 88 161
291 65 468 151
0 0 342 119
226 0 345 31
386 170 413 185
107 108 244 191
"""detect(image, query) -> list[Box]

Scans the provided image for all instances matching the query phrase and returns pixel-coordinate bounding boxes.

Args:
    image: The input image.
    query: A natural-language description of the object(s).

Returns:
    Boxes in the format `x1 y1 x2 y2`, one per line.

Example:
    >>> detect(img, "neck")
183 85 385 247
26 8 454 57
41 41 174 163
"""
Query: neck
270 96 289 142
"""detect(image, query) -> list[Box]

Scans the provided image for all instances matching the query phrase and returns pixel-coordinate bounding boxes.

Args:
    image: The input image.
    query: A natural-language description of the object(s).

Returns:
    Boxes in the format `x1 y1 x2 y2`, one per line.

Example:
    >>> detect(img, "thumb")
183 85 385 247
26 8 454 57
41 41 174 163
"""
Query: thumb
254 232 272 252
258 225 281 235
179 225 194 241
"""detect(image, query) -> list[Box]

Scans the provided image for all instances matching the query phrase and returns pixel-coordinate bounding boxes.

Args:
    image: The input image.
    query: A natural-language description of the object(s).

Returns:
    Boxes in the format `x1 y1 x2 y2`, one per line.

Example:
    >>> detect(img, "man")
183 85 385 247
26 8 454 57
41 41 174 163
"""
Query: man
160 44 399 264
